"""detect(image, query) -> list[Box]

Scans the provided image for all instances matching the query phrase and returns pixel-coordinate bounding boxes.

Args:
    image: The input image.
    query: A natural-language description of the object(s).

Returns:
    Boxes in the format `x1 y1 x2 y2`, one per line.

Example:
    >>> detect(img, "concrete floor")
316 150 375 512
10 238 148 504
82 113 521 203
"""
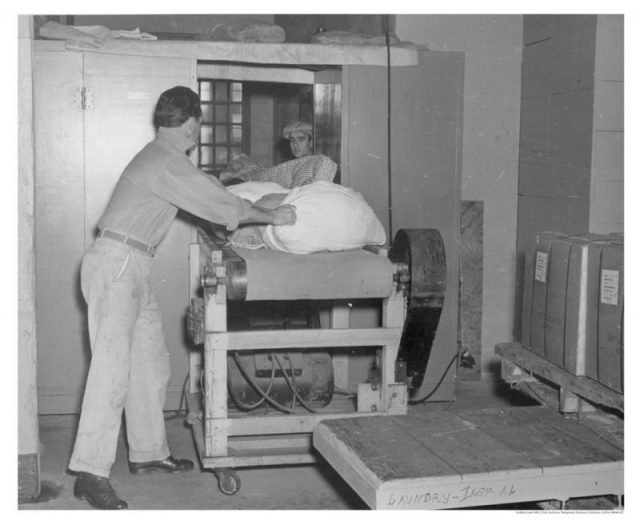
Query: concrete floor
20 378 539 511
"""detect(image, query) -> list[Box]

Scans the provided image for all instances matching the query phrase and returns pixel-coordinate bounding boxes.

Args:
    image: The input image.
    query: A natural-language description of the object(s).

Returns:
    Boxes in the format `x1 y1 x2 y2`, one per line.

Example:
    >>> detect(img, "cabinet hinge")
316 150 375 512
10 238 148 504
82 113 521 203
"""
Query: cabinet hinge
74 87 94 110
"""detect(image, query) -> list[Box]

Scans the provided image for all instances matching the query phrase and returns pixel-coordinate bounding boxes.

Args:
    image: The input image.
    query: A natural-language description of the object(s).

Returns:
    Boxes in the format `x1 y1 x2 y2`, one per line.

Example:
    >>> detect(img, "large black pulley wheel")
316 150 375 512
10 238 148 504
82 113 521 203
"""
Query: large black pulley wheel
388 229 446 398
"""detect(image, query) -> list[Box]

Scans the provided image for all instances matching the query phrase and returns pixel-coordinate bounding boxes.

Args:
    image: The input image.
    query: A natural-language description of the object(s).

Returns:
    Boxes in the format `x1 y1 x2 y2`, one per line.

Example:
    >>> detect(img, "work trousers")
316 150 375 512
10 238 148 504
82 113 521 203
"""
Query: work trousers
68 237 171 478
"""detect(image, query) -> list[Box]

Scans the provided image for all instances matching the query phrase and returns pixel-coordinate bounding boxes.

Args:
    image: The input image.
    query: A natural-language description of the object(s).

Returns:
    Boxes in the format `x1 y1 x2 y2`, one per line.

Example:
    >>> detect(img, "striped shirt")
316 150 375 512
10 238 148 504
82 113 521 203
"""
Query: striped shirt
242 155 337 189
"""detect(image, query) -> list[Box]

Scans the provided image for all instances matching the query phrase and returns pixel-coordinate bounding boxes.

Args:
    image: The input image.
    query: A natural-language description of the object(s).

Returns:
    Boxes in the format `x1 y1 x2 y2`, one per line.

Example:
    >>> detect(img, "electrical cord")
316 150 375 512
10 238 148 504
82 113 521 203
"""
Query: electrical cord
385 16 393 237
408 350 461 405
227 352 277 411
229 351 302 414
273 354 317 413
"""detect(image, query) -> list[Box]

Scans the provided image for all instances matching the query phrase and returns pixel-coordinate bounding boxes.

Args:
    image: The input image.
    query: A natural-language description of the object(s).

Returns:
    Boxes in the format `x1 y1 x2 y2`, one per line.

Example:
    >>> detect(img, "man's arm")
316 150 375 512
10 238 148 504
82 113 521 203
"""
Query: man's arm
152 156 295 230
241 203 296 226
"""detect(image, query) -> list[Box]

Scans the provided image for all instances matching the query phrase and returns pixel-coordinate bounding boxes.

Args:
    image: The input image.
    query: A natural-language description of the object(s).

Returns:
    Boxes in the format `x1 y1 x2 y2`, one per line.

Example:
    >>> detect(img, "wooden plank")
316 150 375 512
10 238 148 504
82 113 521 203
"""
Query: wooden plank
188 243 203 393
229 434 312 451
496 343 624 411
374 461 621 509
459 408 622 466
197 63 315 84
330 302 350 389
202 452 317 469
213 410 394 436
580 412 624 450
35 39 418 66
515 380 560 409
519 408 623 459
18 16 40 499
538 495 621 510
209 327 402 350
313 423 385 506
316 417 460 482
395 411 541 477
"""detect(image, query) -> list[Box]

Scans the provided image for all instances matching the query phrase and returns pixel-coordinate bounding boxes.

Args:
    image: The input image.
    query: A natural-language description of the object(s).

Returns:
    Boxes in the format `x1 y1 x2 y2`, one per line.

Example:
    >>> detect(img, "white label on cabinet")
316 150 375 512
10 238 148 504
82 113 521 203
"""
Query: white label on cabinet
600 269 619 305
127 91 151 100
535 251 548 282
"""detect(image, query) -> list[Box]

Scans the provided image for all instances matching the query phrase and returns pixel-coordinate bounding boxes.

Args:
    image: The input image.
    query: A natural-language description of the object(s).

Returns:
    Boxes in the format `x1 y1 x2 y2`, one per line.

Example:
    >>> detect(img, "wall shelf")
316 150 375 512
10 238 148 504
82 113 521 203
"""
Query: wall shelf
34 39 418 67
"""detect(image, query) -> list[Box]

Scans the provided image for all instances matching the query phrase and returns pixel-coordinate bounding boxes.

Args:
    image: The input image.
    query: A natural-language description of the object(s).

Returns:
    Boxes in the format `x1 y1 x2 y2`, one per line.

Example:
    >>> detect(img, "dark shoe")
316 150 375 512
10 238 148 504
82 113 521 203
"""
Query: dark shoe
129 455 194 475
73 472 128 510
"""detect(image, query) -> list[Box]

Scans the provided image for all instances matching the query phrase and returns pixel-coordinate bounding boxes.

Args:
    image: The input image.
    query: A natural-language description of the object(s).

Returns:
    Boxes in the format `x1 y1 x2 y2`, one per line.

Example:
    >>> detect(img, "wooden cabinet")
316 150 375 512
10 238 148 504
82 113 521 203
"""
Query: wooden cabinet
33 44 196 413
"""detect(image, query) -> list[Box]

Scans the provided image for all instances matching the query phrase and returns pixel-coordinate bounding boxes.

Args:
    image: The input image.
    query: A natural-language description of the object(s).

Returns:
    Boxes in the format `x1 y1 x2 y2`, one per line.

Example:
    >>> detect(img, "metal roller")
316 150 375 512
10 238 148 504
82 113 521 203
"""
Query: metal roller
388 229 447 396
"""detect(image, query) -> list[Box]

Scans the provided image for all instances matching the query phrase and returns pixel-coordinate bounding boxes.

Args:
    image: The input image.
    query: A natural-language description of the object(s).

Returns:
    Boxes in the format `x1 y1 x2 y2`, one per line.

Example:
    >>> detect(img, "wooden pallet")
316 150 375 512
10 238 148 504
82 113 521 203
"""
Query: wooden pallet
313 406 623 510
496 342 624 471
496 342 623 414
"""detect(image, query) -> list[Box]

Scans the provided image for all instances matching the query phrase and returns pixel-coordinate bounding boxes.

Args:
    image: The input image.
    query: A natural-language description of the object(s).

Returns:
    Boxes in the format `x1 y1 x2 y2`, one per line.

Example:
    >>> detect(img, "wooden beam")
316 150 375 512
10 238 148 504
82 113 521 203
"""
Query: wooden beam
197 63 315 84
495 343 624 411
18 14 40 503
35 39 418 66
202 452 317 469
211 410 388 436
207 327 402 350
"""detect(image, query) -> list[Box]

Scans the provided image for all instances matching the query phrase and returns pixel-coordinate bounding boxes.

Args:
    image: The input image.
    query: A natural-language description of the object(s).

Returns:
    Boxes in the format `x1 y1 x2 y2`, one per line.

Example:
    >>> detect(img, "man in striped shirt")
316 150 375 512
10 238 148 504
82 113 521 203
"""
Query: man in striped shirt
222 121 338 188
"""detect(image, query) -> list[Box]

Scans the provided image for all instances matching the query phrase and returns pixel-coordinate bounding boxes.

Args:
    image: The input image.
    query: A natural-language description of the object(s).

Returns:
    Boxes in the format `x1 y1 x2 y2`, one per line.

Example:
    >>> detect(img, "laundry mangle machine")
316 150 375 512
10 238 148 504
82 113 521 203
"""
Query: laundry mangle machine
186 226 447 495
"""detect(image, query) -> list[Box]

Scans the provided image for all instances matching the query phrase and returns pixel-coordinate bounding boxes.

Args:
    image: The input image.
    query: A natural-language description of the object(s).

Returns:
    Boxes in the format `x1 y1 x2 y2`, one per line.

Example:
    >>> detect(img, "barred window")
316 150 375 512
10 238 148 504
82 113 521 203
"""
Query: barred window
198 80 243 176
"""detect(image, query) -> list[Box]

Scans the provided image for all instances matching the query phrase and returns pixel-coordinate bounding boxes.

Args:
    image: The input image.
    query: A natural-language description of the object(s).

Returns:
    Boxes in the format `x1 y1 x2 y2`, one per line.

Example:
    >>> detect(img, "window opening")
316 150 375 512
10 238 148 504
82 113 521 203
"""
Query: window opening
198 80 243 176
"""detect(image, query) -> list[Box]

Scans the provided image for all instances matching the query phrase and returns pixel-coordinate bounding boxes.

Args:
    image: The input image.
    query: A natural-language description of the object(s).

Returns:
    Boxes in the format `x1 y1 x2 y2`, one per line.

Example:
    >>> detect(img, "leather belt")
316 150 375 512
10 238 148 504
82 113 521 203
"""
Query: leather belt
99 230 156 257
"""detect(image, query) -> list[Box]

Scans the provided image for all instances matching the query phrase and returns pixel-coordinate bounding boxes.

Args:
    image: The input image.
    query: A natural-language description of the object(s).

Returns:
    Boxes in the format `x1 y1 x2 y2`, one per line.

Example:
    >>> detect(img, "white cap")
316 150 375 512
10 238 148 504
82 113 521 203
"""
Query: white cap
283 121 312 139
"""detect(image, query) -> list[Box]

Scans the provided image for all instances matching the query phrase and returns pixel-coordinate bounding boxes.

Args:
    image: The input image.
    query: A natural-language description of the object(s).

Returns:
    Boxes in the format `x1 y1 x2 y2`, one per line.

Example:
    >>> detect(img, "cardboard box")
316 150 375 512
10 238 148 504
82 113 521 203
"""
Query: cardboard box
597 240 624 392
563 236 602 378
545 237 572 366
528 232 568 355
521 236 536 348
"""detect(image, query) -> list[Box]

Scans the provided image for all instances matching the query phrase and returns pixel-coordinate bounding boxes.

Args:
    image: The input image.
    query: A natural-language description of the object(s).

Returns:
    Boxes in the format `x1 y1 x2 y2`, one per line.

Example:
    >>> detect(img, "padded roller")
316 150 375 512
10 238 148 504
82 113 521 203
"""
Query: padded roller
228 247 394 301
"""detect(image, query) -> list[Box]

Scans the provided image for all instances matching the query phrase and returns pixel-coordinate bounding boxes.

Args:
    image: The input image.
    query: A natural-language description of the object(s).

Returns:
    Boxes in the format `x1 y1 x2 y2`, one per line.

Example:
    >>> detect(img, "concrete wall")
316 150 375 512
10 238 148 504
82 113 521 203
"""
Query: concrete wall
590 15 624 234
396 15 523 374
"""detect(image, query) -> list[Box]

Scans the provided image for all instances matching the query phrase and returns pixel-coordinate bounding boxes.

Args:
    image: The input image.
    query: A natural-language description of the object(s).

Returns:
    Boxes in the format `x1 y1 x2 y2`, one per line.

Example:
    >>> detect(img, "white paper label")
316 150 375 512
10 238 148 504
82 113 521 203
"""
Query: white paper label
127 91 151 100
535 251 548 282
600 269 619 305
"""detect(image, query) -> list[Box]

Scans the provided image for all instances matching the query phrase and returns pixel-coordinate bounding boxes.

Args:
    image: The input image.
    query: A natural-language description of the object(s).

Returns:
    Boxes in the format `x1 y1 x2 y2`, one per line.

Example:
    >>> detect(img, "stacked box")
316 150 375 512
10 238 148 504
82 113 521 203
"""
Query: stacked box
544 237 572 367
597 240 624 392
521 232 624 392
523 232 568 356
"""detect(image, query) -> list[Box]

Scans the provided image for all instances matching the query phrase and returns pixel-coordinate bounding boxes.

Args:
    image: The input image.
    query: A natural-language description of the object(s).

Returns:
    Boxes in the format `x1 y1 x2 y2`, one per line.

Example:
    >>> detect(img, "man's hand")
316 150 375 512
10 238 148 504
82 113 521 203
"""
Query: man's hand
254 193 287 209
272 204 297 226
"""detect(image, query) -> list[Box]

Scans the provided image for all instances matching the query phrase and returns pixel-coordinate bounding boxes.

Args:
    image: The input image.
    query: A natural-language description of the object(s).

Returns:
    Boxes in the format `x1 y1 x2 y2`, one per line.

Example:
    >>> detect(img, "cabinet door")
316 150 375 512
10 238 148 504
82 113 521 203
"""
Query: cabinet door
35 50 196 414
83 53 197 412
34 50 86 414
342 49 464 401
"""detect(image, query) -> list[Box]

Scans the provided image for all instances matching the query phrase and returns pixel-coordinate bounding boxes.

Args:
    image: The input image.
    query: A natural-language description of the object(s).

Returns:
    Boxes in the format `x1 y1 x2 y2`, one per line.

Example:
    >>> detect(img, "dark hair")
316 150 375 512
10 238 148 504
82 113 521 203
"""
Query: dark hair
153 86 203 129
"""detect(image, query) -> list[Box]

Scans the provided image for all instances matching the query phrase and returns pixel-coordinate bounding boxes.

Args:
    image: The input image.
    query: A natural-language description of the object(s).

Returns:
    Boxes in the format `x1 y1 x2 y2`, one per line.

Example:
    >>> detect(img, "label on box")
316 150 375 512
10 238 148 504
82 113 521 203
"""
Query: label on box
535 251 548 282
600 269 619 305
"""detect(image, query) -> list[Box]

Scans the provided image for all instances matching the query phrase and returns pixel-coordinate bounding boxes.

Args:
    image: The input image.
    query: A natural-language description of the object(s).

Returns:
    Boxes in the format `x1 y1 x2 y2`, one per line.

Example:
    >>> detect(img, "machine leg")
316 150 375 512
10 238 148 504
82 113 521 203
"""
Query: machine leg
214 468 241 496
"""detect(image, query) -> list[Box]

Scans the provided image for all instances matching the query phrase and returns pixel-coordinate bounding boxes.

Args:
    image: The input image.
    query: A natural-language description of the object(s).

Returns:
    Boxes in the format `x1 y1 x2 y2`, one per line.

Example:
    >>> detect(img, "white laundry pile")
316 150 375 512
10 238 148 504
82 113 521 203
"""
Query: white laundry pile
226 181 386 254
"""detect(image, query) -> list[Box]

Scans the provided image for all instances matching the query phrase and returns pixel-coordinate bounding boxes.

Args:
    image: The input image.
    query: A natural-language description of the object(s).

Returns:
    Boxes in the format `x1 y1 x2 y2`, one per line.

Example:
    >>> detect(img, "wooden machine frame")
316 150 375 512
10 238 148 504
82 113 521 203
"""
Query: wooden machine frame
187 229 408 482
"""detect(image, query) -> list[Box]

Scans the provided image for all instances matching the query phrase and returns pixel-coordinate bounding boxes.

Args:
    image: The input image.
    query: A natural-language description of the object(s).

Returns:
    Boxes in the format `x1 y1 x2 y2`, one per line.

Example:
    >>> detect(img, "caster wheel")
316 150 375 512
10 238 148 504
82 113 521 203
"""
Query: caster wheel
215 468 241 495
